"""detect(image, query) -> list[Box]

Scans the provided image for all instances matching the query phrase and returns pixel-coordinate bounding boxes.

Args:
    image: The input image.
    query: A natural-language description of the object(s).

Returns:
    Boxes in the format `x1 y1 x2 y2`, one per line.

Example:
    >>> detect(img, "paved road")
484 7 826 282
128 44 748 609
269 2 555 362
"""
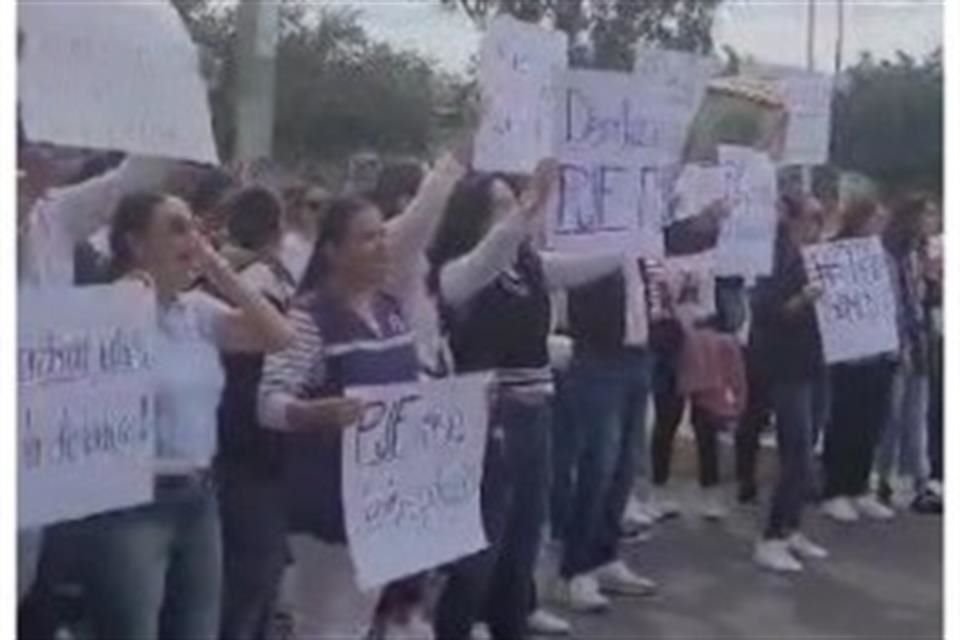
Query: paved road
536 438 943 640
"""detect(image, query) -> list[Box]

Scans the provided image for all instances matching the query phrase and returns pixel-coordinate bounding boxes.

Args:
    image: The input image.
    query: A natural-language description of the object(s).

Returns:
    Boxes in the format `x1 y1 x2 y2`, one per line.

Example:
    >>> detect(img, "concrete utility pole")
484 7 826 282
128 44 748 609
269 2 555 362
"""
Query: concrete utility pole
233 0 279 162
801 0 817 195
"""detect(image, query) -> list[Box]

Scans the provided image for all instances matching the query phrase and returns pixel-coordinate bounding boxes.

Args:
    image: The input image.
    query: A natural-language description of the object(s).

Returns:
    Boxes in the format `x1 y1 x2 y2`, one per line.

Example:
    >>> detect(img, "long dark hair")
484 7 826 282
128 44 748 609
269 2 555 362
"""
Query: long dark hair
225 186 283 252
836 197 879 240
428 172 520 268
370 160 425 221
108 191 169 279
884 195 929 258
297 196 377 295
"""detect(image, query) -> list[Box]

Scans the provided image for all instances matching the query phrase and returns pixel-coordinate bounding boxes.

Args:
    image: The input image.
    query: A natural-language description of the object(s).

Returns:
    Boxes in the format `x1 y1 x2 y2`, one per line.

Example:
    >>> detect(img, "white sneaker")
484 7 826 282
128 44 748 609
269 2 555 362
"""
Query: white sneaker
787 532 829 560
552 575 611 613
754 539 803 573
470 623 492 640
699 487 728 520
928 480 944 497
648 489 681 520
593 560 658 596
622 495 655 528
527 609 572 636
821 497 860 523
854 494 895 521
382 610 434 639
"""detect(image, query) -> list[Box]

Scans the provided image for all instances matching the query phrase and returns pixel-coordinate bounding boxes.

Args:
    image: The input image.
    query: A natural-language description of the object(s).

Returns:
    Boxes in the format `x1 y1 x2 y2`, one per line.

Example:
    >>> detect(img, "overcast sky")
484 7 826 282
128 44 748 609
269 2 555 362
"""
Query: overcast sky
336 0 943 75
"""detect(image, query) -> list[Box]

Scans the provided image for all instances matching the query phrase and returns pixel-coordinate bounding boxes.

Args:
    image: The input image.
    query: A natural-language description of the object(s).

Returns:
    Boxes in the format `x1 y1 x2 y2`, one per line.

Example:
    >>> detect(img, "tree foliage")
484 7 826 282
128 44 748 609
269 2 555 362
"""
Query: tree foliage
441 0 722 69
831 49 943 195
172 0 455 165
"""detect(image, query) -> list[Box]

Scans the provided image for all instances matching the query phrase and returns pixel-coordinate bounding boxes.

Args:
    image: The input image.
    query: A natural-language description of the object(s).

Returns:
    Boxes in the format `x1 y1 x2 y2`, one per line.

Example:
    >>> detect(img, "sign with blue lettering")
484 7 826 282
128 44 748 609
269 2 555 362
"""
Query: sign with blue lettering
18 283 156 528
341 374 491 590
803 237 900 364
546 69 677 255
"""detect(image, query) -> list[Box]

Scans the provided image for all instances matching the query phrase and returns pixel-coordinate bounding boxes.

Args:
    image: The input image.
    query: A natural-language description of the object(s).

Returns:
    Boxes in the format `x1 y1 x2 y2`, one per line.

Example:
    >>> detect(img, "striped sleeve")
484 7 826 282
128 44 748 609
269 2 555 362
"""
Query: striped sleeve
257 308 324 431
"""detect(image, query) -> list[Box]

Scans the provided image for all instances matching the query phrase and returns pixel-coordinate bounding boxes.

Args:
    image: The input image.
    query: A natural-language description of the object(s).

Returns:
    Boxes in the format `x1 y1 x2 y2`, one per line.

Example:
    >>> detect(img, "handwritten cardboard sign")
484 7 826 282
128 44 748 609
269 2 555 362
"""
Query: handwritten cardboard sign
634 47 719 127
19 1 218 163
747 65 834 166
803 237 900 364
474 14 568 174
18 284 156 528
714 145 778 277
546 69 684 255
342 374 491 590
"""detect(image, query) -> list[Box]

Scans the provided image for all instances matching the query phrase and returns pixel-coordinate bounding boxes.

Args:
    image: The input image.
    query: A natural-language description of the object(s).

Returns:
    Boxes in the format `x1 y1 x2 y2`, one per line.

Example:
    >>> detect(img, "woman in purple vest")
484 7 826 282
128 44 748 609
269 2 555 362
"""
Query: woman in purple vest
257 148 470 638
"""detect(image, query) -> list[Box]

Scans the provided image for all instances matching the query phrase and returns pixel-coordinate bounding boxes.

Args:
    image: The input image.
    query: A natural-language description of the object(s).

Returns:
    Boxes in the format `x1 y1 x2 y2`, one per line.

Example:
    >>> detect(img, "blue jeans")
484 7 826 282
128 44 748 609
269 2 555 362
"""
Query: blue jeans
877 369 930 490
435 396 551 640
79 483 222 640
558 348 652 579
765 374 831 539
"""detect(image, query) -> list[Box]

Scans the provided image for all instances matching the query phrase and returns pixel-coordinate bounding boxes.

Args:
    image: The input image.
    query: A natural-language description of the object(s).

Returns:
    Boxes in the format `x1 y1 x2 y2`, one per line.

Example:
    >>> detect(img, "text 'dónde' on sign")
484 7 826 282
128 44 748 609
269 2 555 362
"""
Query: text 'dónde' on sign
18 1 219 164
546 69 681 256
341 375 491 591
803 237 900 364
474 14 568 174
18 284 156 529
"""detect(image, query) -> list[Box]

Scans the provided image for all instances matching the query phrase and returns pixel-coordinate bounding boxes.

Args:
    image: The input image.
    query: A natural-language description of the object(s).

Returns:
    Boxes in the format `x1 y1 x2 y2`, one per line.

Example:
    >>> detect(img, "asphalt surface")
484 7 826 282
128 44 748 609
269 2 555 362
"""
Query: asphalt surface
534 437 943 640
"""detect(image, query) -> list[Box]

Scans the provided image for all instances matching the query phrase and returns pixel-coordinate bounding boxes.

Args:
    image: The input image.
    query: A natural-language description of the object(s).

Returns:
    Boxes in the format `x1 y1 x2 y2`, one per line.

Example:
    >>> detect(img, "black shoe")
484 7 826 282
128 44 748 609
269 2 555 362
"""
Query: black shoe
911 489 942 515
878 482 893 506
737 485 758 505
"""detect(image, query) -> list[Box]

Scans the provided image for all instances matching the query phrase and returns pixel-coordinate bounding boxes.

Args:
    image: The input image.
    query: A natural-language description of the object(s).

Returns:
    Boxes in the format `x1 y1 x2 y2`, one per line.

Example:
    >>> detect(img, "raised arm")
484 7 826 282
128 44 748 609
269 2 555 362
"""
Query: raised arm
385 153 467 298
42 155 173 244
540 251 625 291
437 159 558 308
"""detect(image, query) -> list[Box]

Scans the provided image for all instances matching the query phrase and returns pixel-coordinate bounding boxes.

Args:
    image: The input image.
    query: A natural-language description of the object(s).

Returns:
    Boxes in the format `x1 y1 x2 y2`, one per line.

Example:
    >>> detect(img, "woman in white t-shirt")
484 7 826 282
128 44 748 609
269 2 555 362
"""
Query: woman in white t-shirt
77 191 294 640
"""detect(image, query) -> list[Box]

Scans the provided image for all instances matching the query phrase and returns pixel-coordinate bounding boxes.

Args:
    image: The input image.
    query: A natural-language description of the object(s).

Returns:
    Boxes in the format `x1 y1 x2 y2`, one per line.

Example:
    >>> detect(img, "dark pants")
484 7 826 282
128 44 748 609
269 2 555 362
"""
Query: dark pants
217 461 288 640
558 348 652 579
549 372 576 543
823 360 895 499
652 368 720 488
765 374 830 540
435 397 551 640
735 347 772 495
928 335 943 481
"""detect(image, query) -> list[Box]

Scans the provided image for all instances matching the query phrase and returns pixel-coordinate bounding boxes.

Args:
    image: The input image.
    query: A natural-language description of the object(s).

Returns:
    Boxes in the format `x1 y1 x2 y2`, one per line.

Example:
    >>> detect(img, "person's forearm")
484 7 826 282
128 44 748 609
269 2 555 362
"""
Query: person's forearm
56 156 172 242
541 251 624 291
440 209 530 308
386 154 467 292
205 256 295 351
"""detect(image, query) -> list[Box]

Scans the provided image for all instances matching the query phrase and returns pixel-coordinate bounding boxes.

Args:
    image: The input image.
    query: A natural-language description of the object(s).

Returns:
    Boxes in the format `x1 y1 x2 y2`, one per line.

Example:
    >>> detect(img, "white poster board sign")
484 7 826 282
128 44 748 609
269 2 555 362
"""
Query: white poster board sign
342 374 491 590
474 14 568 173
18 284 156 528
664 252 717 324
714 145 778 277
671 163 733 223
803 237 900 364
749 65 833 166
19 1 219 164
634 47 719 128
547 69 683 255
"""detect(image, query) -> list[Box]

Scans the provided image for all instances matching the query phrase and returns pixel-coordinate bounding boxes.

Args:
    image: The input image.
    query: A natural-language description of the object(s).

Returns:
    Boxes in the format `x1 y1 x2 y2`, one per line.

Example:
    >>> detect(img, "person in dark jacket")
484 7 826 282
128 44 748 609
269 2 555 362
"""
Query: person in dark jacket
752 194 831 573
